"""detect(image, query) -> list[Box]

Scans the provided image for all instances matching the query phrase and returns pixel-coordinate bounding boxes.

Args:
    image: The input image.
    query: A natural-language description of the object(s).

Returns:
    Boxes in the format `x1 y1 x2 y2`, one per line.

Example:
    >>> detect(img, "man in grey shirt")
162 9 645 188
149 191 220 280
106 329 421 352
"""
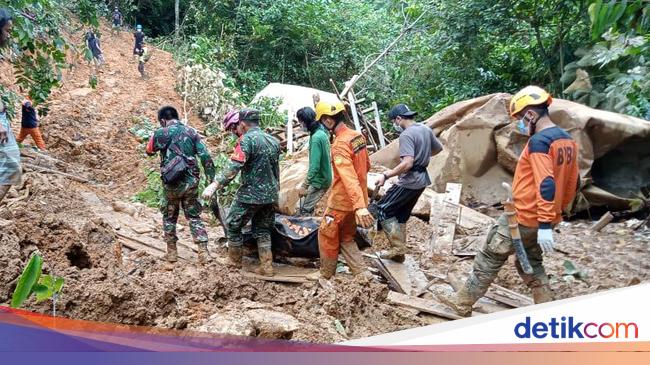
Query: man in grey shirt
372 104 443 262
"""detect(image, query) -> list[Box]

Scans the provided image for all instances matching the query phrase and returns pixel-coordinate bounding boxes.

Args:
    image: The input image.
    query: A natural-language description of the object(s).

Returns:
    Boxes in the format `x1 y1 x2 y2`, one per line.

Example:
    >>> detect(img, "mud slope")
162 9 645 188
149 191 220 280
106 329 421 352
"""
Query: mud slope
1 22 648 344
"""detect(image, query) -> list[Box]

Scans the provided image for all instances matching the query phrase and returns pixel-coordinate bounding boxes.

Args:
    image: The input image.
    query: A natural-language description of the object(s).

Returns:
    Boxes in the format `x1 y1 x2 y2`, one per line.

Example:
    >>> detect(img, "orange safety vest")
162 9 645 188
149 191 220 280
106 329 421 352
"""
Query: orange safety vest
326 125 370 212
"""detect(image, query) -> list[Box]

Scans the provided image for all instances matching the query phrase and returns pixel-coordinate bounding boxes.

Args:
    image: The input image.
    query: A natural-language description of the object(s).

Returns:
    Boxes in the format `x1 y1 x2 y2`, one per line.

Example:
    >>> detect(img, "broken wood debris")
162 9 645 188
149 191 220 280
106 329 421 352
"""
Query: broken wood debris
430 183 462 256
387 291 478 320
23 163 91 183
590 211 614 232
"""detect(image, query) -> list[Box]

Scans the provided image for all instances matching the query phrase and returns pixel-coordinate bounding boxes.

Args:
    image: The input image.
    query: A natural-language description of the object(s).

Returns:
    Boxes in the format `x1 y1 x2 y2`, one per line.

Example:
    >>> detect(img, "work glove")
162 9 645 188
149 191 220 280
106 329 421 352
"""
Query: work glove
201 181 220 200
355 208 374 228
537 228 555 254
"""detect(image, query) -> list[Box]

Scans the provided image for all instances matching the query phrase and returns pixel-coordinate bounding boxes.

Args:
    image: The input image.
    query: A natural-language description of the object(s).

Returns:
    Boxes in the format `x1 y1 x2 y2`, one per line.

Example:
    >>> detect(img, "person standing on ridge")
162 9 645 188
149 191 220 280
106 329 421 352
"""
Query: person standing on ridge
371 103 443 263
146 106 216 265
16 98 46 151
111 7 122 35
133 24 145 62
296 106 331 216
439 86 579 317
202 109 281 277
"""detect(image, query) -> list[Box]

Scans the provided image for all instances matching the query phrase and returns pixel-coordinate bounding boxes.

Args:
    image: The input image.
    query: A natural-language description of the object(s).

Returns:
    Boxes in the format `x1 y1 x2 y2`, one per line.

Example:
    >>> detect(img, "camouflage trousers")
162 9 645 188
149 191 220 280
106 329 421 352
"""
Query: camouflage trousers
467 214 549 299
226 199 275 249
160 188 208 244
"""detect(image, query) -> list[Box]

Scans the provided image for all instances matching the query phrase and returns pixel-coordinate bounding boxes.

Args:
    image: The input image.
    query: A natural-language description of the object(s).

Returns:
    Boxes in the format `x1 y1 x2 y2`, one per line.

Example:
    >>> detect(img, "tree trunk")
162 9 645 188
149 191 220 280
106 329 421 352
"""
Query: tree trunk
174 0 180 44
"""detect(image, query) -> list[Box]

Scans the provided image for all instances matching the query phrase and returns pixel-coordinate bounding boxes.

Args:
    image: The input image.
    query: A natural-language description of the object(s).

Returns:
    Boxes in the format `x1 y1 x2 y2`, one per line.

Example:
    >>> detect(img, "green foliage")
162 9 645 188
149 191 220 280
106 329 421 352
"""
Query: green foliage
11 253 42 308
248 96 285 129
11 253 64 309
131 167 163 208
563 0 650 119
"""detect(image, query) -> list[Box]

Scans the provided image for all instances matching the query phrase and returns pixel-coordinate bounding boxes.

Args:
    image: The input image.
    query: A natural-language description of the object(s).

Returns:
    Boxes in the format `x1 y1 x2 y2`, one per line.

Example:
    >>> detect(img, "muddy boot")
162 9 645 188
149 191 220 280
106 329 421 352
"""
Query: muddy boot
437 274 483 317
163 241 178 263
531 284 553 304
227 243 243 268
255 246 274 277
379 218 406 263
319 258 338 280
196 241 212 265
340 241 366 277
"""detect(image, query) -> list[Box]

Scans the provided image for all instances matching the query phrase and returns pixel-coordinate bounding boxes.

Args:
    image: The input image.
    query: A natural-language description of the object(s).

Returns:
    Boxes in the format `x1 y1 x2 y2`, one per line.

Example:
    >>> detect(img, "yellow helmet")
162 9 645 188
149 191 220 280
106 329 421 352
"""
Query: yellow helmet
315 101 345 121
509 86 553 117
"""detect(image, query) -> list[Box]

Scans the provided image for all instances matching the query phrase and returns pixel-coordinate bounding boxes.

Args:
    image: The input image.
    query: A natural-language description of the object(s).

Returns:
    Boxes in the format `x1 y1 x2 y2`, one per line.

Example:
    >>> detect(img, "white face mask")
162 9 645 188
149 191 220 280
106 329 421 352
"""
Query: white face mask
393 119 404 133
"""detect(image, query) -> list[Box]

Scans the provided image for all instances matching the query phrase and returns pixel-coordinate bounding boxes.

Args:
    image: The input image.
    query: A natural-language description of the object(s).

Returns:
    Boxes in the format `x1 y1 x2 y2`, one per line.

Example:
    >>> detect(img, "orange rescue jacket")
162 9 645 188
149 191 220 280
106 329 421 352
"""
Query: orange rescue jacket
327 125 370 212
513 126 579 228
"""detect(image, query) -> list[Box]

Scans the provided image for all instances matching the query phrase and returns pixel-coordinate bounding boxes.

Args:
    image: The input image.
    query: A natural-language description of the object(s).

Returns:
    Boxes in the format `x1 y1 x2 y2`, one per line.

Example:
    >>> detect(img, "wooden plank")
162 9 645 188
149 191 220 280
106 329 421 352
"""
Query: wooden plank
372 102 386 149
486 284 534 308
23 163 90 183
347 88 362 131
387 291 475 320
116 231 193 261
368 256 405 294
286 108 294 154
241 271 308 283
430 183 462 256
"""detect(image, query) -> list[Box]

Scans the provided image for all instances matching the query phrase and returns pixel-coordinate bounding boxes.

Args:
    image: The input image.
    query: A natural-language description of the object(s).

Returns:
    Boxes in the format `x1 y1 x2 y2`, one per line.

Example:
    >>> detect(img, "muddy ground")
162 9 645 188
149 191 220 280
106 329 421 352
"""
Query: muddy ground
1 22 649 343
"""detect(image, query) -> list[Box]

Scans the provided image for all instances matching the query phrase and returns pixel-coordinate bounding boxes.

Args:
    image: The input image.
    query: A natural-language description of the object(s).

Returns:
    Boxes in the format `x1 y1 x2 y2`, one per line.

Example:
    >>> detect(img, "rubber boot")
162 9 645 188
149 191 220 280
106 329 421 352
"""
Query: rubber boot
319 258 338 280
437 274 483 317
255 246 274 277
531 284 553 304
379 218 406 263
163 241 178 263
340 241 366 278
196 241 211 265
227 243 243 268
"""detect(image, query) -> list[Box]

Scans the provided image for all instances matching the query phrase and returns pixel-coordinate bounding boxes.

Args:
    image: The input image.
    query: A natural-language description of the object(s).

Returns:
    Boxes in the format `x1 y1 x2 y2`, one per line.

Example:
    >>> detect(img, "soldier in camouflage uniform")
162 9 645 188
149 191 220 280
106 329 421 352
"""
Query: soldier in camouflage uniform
202 108 280 277
146 106 216 264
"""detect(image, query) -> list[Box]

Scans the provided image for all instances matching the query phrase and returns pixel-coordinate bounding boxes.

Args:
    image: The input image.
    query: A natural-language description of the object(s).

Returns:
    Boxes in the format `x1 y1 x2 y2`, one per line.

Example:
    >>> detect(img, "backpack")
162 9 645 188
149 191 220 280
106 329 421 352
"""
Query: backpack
160 131 195 185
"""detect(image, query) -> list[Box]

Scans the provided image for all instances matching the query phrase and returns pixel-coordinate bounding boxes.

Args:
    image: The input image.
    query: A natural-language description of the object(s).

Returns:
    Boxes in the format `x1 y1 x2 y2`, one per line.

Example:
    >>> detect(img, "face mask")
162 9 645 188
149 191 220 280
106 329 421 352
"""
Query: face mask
393 122 404 133
516 119 529 135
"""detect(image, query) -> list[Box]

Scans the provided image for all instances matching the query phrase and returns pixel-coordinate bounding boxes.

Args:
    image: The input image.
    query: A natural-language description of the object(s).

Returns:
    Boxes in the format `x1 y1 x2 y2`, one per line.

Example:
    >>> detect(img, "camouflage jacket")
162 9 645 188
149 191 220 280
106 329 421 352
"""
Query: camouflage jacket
146 121 215 193
216 127 280 204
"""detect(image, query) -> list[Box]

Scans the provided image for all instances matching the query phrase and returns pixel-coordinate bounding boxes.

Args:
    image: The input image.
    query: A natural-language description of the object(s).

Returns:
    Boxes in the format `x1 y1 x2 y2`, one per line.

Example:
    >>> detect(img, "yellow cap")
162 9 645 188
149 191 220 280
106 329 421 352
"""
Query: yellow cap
315 101 345 121
509 86 553 117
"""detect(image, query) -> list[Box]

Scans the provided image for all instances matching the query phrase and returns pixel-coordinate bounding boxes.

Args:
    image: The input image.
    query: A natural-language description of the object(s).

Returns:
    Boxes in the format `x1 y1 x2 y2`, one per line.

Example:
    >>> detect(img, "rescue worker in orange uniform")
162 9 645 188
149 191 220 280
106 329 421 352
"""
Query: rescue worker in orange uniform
314 100 374 279
440 86 579 316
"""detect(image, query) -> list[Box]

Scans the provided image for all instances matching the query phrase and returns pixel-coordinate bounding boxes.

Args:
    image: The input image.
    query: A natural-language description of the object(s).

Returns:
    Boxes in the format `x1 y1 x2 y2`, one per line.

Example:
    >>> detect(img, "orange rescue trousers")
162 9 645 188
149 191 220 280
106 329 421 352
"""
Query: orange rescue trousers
17 127 46 150
318 208 357 259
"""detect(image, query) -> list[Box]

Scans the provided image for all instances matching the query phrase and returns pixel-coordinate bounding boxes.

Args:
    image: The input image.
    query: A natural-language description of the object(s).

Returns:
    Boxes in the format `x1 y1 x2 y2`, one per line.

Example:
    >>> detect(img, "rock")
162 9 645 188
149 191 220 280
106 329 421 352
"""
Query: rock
195 312 255 337
246 309 300 339
68 88 94 98
112 201 138 216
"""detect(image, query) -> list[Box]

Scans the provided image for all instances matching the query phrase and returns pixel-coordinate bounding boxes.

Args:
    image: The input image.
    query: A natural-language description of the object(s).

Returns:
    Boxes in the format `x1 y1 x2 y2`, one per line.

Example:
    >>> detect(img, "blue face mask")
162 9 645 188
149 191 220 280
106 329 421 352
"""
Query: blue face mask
517 119 529 135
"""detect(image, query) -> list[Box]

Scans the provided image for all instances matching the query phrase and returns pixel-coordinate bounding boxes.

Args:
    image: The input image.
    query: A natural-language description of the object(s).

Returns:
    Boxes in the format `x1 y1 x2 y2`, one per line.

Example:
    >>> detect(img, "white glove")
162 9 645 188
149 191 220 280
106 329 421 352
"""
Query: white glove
202 181 219 200
537 228 555 254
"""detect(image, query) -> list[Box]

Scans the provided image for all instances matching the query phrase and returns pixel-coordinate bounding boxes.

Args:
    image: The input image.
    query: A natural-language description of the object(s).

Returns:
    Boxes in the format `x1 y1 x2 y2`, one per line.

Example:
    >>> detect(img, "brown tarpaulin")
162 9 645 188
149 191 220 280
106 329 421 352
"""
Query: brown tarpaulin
370 93 650 212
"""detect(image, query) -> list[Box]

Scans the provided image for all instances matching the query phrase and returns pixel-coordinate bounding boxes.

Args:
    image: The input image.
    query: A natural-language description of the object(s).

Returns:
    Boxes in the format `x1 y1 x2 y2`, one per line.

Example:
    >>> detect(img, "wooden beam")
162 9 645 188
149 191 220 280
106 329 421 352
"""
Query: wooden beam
485 284 534 308
23 163 90 183
590 211 613 232
241 271 308 283
372 102 386 149
430 183 462 256
286 108 294 154
387 291 478 320
346 87 362 131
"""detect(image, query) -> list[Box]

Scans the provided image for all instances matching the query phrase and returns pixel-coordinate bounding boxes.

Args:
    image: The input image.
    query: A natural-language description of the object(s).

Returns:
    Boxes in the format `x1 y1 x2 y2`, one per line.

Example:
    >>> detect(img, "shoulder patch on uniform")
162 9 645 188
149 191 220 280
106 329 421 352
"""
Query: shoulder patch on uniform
529 127 572 154
334 155 344 165
350 135 366 154
230 141 246 163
